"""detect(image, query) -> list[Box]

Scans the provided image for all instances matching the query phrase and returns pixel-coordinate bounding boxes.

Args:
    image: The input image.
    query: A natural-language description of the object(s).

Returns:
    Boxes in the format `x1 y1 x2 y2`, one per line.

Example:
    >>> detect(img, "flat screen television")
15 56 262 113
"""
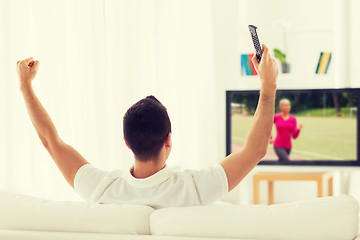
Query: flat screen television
226 88 360 166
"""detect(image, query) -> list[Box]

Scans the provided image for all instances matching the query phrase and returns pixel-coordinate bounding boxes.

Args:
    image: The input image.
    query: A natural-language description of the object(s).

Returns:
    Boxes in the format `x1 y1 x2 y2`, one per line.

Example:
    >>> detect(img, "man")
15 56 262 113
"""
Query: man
17 44 278 209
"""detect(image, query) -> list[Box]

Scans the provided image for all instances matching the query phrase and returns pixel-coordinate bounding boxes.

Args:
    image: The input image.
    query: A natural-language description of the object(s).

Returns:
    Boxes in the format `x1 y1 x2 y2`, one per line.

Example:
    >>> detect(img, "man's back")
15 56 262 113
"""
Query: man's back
75 163 228 209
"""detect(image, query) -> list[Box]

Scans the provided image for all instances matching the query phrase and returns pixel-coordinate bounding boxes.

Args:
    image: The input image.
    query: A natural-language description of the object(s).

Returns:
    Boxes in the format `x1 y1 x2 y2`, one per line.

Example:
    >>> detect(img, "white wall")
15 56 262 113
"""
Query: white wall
349 0 360 88
212 0 360 204
1 0 359 204
0 0 220 201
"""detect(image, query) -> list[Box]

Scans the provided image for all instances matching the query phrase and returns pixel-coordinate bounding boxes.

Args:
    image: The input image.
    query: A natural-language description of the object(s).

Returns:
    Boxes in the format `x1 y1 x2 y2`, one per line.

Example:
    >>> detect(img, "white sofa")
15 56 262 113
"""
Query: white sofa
0 190 359 240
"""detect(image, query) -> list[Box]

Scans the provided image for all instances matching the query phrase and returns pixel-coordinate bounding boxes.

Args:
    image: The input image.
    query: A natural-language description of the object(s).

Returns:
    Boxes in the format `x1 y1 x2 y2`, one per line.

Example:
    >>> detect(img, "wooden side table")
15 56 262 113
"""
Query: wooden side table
253 172 333 205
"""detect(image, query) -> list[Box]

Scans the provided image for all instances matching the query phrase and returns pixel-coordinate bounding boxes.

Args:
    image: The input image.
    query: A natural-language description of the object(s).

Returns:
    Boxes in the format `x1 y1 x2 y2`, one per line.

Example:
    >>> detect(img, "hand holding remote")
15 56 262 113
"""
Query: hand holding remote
252 44 278 95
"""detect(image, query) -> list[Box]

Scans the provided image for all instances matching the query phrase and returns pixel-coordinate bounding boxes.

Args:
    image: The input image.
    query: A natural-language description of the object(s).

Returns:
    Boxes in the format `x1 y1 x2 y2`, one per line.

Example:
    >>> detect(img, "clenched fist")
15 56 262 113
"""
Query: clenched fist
16 57 39 89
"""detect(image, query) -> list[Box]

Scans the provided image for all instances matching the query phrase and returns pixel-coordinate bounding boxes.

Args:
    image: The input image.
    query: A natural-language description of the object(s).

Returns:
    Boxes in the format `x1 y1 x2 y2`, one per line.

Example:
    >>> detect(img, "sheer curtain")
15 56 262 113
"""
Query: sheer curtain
0 0 219 200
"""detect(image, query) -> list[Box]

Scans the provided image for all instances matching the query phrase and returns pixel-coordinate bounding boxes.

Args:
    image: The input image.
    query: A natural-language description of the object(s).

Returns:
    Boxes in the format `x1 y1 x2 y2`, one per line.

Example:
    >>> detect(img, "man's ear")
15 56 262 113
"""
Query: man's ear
123 137 131 149
165 132 172 148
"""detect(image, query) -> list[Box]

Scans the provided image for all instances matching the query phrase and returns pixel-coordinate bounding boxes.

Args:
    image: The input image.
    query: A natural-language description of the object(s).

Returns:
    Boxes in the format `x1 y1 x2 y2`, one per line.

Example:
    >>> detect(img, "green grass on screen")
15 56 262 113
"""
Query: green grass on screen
231 115 356 161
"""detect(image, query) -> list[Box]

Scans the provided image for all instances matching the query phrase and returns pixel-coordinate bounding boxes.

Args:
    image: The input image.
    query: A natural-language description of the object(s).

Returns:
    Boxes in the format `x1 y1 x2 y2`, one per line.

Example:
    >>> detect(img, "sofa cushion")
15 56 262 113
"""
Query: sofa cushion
0 230 260 240
150 195 359 240
0 190 154 235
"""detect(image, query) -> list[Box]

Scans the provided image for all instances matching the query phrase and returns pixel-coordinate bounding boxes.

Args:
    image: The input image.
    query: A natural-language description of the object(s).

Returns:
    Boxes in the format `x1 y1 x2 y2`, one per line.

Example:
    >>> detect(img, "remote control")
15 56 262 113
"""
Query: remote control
248 25 262 63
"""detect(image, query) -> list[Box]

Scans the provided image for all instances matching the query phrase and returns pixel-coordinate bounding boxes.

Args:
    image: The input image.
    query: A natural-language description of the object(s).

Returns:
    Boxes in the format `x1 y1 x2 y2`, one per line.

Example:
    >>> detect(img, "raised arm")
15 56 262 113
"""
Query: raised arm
17 58 89 188
220 45 278 191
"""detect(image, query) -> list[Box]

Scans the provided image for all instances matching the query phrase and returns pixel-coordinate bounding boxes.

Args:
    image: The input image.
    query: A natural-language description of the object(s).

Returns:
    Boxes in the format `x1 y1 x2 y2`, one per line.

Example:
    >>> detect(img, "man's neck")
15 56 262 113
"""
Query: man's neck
131 159 166 179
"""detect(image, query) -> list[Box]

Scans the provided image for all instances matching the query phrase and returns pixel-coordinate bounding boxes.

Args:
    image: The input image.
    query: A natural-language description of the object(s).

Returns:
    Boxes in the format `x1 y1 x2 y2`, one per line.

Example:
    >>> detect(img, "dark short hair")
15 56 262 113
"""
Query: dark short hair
123 96 171 161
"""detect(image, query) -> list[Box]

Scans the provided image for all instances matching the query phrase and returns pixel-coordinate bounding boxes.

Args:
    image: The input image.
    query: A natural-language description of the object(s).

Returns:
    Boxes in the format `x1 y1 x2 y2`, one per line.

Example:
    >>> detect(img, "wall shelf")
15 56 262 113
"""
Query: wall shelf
235 0 356 91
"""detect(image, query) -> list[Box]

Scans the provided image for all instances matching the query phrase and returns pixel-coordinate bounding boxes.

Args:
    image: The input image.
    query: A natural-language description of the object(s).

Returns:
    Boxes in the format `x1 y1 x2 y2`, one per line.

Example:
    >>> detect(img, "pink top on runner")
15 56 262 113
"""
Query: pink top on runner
273 113 300 149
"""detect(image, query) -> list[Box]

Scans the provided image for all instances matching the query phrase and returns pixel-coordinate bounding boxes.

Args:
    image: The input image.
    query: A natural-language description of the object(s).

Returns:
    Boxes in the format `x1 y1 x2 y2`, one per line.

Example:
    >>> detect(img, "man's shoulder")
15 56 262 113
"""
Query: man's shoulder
78 164 124 181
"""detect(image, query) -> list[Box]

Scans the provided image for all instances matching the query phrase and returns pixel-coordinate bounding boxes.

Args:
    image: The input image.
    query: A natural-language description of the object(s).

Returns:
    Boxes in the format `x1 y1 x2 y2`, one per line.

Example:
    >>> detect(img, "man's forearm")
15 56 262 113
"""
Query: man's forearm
21 85 60 148
220 89 276 191
220 44 278 192
243 89 276 158
17 58 89 188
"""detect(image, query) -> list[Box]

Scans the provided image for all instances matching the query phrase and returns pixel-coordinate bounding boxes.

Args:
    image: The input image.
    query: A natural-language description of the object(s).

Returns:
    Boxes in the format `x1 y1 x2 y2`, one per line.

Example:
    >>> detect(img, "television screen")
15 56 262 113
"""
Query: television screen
226 89 360 166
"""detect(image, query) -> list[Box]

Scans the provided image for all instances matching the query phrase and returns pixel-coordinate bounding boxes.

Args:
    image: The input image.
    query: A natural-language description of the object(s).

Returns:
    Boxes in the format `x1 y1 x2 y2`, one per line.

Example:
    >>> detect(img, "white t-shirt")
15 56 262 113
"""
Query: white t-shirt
74 163 228 209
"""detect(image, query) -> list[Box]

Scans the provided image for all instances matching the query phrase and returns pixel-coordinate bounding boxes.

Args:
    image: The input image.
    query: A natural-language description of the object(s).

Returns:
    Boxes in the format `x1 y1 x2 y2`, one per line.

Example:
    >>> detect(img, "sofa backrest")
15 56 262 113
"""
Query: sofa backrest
150 195 359 240
0 190 154 235
0 190 358 240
